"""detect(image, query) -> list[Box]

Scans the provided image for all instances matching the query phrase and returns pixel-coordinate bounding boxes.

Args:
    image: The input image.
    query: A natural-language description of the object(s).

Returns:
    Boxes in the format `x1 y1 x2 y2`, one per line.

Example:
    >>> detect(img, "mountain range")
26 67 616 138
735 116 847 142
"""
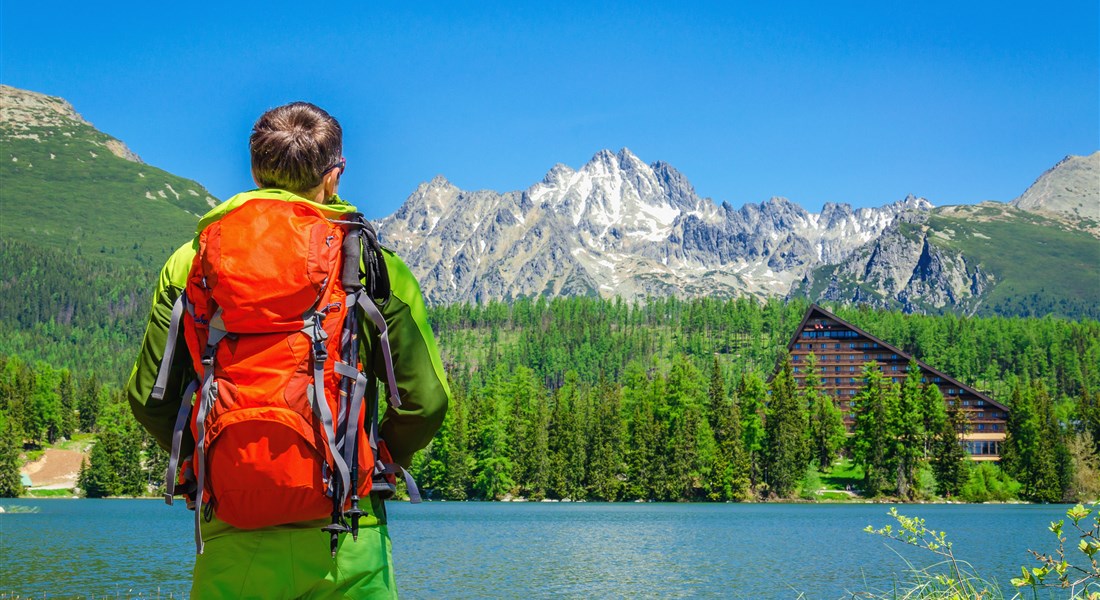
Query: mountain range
379 147 1099 317
2 85 1097 318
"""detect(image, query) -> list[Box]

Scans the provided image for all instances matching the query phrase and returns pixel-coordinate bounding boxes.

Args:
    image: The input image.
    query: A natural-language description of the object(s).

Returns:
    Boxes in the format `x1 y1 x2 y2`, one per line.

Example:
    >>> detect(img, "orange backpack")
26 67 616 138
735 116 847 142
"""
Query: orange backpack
151 198 419 555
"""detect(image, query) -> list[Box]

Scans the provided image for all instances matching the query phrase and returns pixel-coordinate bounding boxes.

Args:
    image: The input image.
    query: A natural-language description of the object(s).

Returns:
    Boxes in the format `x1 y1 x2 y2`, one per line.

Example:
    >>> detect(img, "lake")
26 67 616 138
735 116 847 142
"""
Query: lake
0 500 1071 599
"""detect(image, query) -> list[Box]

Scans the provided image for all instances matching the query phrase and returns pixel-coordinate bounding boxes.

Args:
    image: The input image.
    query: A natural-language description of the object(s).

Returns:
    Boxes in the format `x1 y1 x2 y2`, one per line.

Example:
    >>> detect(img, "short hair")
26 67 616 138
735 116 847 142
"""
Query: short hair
250 102 342 194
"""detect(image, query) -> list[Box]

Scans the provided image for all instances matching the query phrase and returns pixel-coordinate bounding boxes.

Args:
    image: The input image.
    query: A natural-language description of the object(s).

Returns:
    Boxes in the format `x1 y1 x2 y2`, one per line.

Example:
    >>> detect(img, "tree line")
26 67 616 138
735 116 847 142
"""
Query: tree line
0 355 162 498
1 295 1097 502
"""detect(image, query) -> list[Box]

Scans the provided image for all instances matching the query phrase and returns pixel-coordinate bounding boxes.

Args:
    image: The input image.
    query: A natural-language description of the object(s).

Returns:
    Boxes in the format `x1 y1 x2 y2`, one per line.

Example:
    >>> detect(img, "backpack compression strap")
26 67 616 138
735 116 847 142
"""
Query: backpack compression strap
164 379 199 504
191 318 228 554
152 294 190 401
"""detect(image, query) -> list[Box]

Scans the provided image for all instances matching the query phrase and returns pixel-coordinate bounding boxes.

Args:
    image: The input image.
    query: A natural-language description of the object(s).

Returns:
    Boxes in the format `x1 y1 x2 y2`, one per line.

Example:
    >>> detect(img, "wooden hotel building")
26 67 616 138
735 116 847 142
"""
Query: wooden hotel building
786 304 1009 460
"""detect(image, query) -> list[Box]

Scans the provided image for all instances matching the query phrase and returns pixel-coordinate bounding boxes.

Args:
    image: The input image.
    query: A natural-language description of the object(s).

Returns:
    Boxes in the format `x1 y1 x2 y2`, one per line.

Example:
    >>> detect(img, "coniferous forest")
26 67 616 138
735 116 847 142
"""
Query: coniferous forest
0 239 1098 502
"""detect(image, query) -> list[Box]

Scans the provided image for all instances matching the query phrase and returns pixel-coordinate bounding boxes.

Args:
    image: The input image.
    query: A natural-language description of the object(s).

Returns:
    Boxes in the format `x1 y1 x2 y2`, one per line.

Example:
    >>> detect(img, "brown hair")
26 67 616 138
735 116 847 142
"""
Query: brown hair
249 102 342 194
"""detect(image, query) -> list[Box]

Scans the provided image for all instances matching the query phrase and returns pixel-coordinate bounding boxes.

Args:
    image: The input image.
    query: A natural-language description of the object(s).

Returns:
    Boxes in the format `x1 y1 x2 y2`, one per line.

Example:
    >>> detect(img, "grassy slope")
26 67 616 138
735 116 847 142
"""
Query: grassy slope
799 206 1099 319
0 120 208 271
927 207 1100 318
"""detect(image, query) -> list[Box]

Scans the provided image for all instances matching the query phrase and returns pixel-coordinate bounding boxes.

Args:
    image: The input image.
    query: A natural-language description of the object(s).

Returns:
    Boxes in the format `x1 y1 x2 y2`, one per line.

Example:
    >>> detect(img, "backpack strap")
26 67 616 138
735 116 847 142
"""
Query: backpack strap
152 294 189 400
192 318 228 555
164 379 199 504
305 313 351 506
356 293 402 408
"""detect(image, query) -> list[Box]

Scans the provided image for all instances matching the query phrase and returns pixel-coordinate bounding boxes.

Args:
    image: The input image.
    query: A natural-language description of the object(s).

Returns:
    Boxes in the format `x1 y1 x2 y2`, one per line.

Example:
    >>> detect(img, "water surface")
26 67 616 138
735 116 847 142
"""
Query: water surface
0 500 1068 599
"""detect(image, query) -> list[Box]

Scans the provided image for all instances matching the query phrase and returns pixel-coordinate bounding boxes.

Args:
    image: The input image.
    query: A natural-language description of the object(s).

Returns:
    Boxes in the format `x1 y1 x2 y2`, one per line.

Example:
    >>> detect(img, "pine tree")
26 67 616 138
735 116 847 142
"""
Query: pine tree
713 388 751 501
624 396 660 500
1001 382 1041 498
79 400 145 497
763 355 807 498
737 372 766 493
440 383 472 500
919 380 948 460
804 353 845 471
0 420 24 497
1032 381 1071 503
78 373 102 433
57 369 77 440
893 360 926 499
851 362 896 496
931 399 968 498
586 381 624 501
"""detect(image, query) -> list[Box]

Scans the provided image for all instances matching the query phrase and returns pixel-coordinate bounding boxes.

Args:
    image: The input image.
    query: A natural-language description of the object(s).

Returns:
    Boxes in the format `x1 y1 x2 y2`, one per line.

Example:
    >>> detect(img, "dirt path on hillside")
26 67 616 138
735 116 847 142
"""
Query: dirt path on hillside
21 448 87 489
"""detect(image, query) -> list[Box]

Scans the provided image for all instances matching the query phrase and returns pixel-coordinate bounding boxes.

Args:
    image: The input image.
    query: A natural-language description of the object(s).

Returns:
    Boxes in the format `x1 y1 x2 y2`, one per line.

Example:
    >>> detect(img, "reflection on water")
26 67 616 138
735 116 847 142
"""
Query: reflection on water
0 500 1067 599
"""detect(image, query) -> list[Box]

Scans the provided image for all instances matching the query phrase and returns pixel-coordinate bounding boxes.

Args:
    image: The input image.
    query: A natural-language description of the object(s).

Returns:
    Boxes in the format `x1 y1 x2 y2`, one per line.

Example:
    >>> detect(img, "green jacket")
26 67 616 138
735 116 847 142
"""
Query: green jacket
125 189 450 523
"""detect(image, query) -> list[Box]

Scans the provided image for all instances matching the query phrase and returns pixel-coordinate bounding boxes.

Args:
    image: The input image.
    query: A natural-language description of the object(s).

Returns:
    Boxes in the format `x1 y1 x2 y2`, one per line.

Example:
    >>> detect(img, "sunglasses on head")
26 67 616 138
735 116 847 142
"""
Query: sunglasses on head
321 157 346 178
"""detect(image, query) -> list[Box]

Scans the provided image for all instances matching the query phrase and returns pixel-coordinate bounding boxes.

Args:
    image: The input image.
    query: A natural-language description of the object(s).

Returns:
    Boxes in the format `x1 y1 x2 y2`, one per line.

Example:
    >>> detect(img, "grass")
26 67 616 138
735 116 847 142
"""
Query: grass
58 433 95 452
25 488 75 498
822 458 865 493
1 120 214 271
926 210 1100 319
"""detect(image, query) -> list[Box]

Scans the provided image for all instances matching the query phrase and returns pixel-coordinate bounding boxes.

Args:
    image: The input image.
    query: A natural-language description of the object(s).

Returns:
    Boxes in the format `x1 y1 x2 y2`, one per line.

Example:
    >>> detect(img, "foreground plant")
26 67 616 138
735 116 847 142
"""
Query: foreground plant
863 507 1002 599
1011 503 1100 600
863 504 1100 600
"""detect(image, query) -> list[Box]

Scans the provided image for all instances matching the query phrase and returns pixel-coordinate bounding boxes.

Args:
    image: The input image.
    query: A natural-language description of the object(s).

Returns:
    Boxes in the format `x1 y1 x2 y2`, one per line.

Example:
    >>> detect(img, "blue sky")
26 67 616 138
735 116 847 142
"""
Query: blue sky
3 1 1097 219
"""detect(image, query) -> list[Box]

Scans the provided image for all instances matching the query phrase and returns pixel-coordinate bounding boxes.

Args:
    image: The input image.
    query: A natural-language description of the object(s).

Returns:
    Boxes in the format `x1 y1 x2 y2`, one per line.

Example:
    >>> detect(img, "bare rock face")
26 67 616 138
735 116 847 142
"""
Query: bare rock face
377 148 931 305
1011 152 1100 234
0 85 89 129
807 214 993 314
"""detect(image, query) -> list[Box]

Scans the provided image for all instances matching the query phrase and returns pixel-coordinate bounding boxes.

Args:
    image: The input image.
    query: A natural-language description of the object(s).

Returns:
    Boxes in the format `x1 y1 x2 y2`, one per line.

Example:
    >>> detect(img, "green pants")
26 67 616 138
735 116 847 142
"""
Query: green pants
191 518 398 599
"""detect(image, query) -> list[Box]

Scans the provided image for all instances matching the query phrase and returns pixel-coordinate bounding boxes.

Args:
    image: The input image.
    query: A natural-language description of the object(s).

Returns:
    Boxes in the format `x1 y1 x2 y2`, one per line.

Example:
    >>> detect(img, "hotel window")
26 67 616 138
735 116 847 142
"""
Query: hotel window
794 344 801 349
892 377 897 383
977 424 985 431
793 366 799 373
849 366 856 372
891 365 898 371
963 400 971 406
835 367 841 372
834 343 841 349
849 343 856 349
792 355 800 362
977 400 985 407
835 378 842 384
863 355 869 360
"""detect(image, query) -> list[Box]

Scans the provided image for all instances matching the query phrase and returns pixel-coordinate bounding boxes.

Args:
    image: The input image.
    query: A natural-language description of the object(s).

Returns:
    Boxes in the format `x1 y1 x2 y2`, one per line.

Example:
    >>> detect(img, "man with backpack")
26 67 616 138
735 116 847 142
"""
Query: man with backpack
125 102 450 598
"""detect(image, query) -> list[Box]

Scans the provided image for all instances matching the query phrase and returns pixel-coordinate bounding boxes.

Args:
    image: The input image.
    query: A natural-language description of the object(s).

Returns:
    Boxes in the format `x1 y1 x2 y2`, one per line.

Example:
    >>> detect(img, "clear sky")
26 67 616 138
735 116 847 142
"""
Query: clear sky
2 1 1097 219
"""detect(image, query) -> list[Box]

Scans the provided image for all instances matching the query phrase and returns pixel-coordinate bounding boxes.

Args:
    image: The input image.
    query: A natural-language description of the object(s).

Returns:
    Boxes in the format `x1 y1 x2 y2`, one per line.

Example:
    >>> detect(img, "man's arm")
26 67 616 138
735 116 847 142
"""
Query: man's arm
125 243 196 452
371 249 450 468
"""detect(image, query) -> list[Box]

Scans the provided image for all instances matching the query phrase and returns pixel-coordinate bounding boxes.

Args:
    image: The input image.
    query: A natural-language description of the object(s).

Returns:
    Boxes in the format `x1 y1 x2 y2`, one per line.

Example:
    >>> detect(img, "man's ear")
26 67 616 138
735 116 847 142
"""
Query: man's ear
322 168 341 199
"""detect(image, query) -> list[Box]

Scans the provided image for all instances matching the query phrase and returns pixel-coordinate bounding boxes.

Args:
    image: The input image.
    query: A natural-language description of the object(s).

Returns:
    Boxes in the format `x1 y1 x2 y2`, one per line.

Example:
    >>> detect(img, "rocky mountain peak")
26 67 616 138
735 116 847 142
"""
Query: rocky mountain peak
0 85 89 129
1011 152 1100 230
0 85 142 163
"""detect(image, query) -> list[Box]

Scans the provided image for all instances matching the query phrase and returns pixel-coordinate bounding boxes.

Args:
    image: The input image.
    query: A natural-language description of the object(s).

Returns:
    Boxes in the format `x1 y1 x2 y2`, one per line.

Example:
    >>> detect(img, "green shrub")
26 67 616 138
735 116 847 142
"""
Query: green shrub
959 461 1020 503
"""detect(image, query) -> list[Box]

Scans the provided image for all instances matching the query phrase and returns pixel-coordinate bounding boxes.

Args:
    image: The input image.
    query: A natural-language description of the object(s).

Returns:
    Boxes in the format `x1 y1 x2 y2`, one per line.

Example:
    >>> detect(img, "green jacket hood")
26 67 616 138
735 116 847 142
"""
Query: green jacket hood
196 189 360 234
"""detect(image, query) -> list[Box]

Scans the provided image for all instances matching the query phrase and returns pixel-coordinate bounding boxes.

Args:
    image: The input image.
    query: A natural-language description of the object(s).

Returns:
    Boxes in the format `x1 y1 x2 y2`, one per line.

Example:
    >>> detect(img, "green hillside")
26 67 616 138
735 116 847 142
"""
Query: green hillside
927 205 1100 319
0 88 209 270
798 204 1100 320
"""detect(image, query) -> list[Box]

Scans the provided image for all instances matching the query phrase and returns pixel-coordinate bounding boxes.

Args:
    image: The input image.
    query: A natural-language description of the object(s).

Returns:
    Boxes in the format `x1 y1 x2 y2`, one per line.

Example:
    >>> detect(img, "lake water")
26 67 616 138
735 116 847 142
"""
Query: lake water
0 500 1071 599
